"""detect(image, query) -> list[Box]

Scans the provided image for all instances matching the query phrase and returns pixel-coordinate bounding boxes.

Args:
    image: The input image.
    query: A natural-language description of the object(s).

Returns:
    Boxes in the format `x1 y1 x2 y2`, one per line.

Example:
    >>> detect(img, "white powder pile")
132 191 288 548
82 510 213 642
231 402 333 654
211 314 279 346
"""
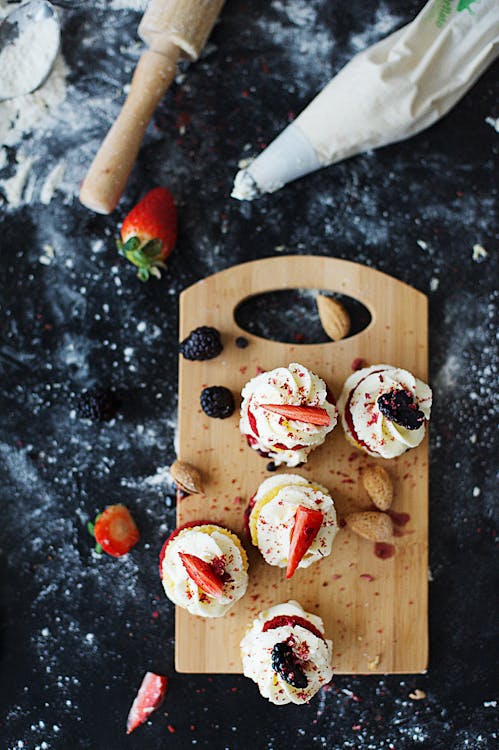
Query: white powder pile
0 53 68 206
110 0 148 10
0 14 60 100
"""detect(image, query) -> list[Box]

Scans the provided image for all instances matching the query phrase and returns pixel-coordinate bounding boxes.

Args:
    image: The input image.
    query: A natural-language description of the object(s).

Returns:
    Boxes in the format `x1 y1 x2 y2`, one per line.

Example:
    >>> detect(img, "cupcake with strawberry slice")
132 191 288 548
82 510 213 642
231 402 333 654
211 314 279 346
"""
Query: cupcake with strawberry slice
159 521 248 617
338 364 432 458
240 600 333 705
240 363 337 467
247 475 338 578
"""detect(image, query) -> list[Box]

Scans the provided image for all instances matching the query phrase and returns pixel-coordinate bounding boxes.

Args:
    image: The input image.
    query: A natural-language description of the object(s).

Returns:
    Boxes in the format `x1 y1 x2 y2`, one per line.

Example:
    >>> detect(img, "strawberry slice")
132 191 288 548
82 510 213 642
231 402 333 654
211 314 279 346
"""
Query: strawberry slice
117 187 177 282
247 406 259 436
92 504 139 558
126 671 168 735
260 404 331 426
286 505 324 579
262 615 325 642
179 552 224 598
158 520 216 575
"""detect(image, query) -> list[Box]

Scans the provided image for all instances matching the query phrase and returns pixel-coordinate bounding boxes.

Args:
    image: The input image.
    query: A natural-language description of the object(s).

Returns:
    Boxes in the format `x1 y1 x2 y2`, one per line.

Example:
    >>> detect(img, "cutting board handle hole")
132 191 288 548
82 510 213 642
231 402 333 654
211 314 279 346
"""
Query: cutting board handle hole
233 289 372 344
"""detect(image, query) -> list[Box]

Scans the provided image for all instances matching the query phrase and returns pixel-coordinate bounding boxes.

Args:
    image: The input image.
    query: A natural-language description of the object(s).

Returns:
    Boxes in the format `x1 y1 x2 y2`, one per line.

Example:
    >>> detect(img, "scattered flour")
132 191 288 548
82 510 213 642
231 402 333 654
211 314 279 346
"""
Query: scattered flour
0 55 68 206
0 0 152 210
0 9 67 149
484 116 499 133
39 162 66 205
0 155 35 206
0 11 60 100
349 3 403 53
110 0 148 9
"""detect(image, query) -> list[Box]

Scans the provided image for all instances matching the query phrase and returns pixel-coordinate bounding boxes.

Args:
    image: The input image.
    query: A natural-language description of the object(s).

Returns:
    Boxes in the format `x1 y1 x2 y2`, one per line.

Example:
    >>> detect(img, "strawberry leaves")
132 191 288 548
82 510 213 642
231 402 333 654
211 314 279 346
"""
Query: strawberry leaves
87 516 103 555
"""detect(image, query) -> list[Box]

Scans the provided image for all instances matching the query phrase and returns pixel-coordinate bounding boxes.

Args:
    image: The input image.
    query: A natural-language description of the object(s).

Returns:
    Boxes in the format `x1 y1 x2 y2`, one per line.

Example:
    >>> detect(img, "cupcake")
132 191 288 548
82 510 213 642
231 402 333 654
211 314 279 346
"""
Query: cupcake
239 362 337 467
240 600 333 705
337 364 432 458
159 521 248 617
247 475 338 578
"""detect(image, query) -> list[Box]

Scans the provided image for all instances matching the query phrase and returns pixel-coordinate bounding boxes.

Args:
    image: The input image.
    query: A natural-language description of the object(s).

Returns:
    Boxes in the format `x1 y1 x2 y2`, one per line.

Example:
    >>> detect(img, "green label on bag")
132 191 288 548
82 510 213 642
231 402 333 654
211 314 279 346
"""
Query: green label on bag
433 0 478 28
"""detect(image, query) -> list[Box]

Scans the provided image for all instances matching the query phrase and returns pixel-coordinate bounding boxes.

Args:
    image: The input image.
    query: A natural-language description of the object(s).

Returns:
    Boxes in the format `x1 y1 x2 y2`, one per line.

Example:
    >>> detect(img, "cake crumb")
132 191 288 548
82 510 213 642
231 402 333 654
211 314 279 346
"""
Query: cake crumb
472 244 488 262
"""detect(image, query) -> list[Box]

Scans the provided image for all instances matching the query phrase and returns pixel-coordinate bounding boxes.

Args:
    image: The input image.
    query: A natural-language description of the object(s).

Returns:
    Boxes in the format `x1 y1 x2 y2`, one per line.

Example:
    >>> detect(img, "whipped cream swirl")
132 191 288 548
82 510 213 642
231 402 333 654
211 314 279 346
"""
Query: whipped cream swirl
338 364 432 458
250 474 337 569
240 600 333 705
240 363 337 467
161 526 248 618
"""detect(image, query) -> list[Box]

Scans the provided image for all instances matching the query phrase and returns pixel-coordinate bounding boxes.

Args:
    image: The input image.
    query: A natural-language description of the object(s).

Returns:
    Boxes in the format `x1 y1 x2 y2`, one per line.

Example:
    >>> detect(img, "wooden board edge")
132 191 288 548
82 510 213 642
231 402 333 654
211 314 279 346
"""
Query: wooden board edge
179 255 429 307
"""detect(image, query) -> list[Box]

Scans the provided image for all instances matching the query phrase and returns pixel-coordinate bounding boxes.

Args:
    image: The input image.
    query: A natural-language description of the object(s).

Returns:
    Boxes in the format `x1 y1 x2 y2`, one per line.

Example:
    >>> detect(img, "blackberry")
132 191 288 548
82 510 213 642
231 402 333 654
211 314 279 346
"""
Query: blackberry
179 326 222 361
271 642 308 689
235 336 249 349
75 387 120 422
200 386 234 419
266 461 277 472
377 389 425 430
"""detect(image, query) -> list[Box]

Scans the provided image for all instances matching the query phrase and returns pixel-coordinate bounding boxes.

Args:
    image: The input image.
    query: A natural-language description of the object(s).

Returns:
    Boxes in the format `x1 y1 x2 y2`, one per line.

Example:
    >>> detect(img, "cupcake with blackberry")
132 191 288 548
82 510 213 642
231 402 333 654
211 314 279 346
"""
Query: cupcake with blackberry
337 364 432 458
239 363 337 467
240 600 333 705
246 475 338 578
159 521 248 617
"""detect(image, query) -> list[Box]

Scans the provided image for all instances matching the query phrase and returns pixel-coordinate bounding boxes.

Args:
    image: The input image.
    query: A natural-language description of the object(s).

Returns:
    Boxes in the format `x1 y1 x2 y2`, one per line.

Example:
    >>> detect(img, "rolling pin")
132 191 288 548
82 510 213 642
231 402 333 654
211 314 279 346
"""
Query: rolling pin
79 0 225 214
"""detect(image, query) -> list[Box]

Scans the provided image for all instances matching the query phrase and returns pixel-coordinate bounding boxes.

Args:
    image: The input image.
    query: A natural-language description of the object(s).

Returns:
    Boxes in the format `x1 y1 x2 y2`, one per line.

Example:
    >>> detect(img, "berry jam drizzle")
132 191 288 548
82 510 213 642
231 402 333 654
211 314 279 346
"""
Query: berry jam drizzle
374 542 395 559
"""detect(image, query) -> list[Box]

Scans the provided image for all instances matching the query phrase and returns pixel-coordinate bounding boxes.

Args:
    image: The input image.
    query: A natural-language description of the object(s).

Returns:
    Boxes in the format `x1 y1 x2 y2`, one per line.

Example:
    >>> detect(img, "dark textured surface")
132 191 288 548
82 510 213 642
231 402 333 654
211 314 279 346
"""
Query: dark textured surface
0 1 498 748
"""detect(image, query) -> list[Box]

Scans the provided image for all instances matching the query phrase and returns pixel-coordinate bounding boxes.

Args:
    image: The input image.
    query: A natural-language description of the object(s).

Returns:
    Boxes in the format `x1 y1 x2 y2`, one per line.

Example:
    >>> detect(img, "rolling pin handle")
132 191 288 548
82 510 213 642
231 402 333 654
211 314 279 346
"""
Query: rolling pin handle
79 45 179 214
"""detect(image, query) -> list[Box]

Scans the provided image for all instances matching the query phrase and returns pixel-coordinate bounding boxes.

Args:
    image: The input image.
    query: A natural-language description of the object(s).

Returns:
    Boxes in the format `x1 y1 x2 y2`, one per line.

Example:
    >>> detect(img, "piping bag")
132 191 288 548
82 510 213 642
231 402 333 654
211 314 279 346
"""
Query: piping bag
232 0 499 201
80 0 225 214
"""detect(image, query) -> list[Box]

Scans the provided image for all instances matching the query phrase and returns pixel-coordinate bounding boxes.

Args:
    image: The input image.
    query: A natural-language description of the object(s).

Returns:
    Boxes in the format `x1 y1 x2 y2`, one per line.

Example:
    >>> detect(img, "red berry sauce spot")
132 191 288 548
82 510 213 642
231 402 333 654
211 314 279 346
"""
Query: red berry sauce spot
374 542 395 560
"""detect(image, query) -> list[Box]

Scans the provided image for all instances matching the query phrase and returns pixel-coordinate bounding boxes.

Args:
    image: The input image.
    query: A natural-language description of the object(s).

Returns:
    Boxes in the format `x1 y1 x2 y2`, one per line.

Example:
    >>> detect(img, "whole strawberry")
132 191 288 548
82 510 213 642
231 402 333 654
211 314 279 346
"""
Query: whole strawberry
117 187 177 281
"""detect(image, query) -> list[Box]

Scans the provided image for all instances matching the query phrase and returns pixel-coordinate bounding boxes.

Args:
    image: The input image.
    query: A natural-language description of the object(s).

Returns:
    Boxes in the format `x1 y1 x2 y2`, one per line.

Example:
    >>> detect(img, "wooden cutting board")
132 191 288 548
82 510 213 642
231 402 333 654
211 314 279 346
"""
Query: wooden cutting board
176 256 428 674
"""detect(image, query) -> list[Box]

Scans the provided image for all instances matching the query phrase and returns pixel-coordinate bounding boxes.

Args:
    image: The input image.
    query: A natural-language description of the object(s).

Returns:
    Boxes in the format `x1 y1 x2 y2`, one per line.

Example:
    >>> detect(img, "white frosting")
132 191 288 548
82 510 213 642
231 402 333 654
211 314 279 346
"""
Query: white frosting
240 363 338 467
161 526 248 618
337 364 432 458
240 600 333 705
250 474 337 569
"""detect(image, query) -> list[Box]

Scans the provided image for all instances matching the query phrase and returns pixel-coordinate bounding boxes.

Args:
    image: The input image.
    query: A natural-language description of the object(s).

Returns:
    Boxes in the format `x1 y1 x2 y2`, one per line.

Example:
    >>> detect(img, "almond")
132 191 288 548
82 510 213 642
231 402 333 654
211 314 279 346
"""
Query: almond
362 465 393 511
316 295 350 341
409 689 426 701
169 460 204 495
345 511 393 542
